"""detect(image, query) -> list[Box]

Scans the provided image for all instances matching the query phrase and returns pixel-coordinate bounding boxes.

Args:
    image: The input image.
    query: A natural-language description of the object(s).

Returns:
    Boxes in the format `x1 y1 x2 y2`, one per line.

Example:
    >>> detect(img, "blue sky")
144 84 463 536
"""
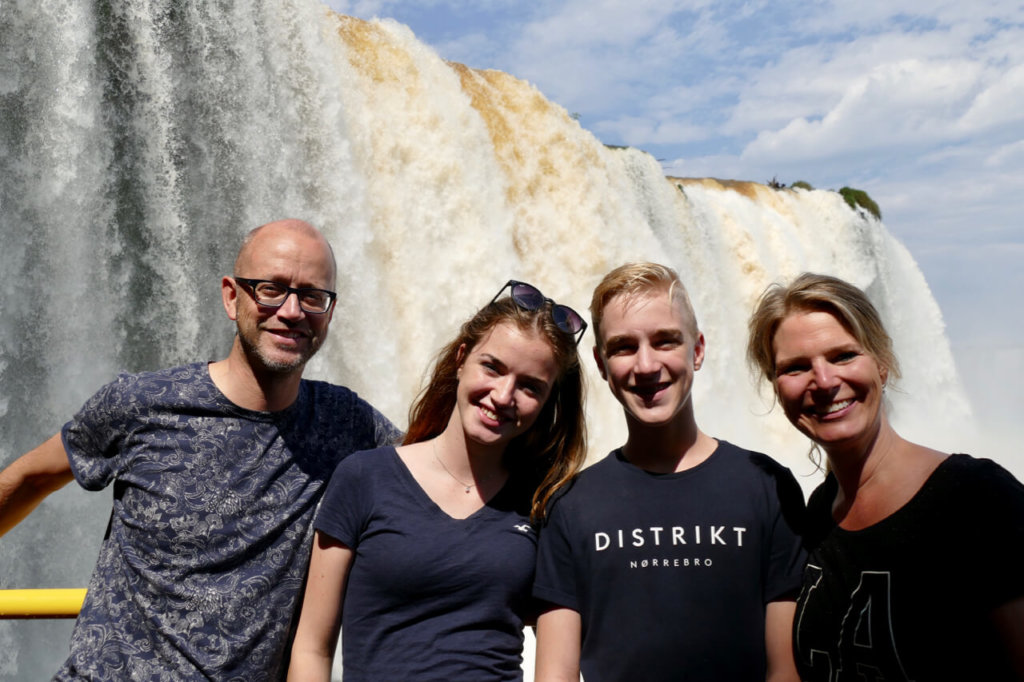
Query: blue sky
326 0 1024 423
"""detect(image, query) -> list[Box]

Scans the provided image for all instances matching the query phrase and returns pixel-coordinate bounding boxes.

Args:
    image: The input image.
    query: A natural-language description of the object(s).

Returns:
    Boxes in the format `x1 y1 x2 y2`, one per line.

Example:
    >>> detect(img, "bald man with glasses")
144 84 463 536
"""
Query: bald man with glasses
0 219 398 681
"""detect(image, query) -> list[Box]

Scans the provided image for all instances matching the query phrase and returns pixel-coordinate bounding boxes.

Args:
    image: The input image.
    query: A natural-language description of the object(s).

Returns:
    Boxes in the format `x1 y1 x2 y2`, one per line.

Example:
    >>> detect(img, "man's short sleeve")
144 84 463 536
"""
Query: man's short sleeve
367 404 402 448
62 373 138 491
533 496 581 611
762 464 808 603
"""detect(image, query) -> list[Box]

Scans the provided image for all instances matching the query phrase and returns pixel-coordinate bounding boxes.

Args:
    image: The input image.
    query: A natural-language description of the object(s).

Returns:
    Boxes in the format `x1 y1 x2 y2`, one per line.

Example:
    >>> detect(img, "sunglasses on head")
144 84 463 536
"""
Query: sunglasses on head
489 280 588 345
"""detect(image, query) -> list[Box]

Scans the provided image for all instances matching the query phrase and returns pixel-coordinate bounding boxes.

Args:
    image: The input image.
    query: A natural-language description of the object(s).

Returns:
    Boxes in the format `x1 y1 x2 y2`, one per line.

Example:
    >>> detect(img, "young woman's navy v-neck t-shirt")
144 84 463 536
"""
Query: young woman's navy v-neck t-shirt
315 446 538 681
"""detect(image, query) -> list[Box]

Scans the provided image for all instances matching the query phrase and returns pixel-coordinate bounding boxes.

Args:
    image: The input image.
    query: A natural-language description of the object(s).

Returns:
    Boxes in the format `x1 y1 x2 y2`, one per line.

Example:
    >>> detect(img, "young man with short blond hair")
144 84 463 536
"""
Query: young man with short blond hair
534 262 805 682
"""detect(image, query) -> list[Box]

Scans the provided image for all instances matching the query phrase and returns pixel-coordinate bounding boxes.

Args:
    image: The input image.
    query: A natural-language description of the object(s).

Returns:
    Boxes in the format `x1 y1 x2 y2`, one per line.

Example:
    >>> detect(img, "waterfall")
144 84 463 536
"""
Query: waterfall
0 1 974 678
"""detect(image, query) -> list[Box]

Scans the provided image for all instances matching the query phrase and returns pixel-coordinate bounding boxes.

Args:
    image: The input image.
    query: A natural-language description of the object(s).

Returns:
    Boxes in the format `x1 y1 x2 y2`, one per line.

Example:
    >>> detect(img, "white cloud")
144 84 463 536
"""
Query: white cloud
512 0 696 51
986 138 1024 168
594 115 708 147
740 57 987 162
959 63 1024 132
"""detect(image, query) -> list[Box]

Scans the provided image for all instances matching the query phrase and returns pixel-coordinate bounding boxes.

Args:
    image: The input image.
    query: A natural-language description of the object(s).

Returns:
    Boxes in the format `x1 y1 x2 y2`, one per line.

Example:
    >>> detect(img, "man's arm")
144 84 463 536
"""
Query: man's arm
535 606 582 682
765 599 799 682
287 531 354 682
0 434 74 537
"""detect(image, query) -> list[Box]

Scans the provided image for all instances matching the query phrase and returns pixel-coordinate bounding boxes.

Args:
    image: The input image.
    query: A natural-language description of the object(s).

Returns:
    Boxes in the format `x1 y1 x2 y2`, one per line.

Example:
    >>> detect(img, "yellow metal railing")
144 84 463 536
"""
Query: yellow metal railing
0 589 86 619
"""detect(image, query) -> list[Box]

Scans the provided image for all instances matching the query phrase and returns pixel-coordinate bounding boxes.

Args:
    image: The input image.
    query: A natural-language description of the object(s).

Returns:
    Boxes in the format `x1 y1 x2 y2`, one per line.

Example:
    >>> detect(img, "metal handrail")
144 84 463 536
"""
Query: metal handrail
0 589 86 619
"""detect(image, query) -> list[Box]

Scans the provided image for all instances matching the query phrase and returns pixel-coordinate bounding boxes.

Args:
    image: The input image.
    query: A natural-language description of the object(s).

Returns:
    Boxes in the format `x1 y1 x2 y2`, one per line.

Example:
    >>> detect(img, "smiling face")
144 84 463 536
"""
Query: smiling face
772 309 888 456
595 289 705 429
223 220 336 375
454 322 559 454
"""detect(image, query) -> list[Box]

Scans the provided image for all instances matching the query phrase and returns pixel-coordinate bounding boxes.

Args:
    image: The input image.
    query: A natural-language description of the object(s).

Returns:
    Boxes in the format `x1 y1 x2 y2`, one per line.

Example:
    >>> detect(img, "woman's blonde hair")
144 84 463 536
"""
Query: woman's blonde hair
746 272 900 389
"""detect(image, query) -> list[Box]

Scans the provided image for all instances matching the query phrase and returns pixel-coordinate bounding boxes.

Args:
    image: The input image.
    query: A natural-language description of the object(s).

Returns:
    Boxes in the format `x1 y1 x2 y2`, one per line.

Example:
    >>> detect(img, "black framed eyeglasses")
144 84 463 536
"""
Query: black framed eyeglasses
234 277 337 314
490 280 588 345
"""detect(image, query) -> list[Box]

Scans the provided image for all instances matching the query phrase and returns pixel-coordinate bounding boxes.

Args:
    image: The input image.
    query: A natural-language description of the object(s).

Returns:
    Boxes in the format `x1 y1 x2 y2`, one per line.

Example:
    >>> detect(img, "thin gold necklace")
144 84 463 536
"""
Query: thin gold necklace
432 440 477 494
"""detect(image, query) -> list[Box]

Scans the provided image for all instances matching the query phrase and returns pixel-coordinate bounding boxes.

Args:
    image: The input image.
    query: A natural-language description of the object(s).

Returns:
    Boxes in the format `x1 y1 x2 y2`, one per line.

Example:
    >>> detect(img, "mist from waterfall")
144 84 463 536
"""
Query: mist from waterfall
0 1 976 678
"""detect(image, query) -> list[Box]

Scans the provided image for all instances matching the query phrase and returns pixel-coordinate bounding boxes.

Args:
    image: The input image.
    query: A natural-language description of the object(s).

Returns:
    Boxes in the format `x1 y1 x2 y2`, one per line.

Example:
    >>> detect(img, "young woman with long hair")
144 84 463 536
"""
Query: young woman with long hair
288 280 587 681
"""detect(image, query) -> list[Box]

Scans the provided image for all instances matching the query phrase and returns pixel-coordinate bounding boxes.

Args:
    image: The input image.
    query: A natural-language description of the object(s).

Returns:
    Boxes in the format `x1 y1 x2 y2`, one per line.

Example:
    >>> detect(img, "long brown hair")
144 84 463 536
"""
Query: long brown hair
404 296 587 523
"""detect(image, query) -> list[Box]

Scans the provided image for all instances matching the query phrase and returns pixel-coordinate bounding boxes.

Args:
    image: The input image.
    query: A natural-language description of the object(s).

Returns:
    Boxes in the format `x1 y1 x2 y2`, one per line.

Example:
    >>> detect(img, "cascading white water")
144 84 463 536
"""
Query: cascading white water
0 1 975 678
